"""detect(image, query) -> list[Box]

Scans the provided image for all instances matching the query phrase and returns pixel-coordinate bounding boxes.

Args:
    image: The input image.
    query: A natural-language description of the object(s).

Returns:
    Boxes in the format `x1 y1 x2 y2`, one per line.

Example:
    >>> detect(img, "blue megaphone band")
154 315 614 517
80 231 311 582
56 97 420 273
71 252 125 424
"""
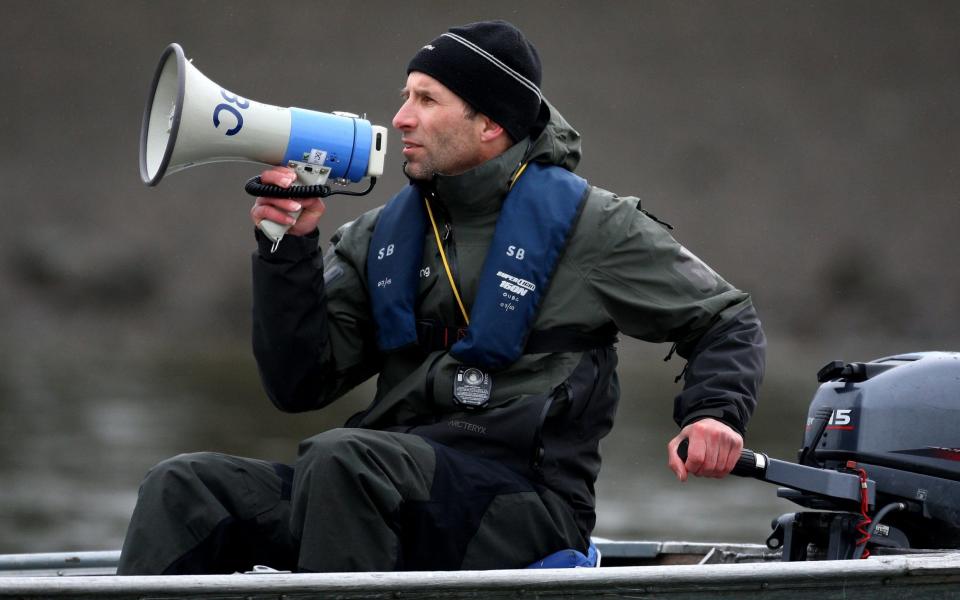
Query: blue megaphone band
284 108 372 182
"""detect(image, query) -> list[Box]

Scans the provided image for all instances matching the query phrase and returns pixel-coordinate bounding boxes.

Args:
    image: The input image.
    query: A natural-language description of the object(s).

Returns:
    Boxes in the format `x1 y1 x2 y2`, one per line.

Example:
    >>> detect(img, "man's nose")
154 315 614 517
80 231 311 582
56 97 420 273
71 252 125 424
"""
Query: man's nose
392 101 415 130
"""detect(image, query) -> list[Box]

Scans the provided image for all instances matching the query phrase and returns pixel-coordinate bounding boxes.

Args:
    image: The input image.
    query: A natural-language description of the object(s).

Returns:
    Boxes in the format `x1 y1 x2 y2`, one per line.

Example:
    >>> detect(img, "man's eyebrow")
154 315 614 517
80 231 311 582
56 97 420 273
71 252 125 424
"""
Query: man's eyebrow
400 84 437 98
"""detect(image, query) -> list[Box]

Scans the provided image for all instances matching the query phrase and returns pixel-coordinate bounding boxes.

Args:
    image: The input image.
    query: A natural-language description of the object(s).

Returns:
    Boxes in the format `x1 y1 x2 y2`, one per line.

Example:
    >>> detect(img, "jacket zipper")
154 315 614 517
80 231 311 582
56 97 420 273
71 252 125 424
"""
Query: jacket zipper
531 391 557 472
444 225 464 325
430 194 463 327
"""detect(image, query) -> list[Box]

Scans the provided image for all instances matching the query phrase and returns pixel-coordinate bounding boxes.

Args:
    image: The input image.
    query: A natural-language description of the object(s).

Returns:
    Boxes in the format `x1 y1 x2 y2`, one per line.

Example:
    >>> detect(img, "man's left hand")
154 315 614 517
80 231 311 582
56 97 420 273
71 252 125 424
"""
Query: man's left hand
666 418 743 482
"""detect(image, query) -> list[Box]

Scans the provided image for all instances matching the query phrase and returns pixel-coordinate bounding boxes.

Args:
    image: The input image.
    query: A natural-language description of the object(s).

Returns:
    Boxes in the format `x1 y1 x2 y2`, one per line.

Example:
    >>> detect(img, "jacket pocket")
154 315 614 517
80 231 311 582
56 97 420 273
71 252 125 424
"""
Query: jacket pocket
404 390 557 477
554 347 619 440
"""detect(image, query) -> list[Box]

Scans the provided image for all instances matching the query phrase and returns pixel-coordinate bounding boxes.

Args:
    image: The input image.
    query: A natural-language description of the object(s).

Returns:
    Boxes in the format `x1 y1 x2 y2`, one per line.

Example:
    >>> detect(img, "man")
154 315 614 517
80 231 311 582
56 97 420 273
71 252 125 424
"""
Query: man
118 20 764 574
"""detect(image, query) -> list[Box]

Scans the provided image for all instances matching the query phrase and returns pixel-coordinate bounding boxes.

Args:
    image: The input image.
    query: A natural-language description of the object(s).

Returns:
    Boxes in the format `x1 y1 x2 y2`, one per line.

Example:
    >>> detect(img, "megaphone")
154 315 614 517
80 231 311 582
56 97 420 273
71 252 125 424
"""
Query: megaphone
140 43 388 249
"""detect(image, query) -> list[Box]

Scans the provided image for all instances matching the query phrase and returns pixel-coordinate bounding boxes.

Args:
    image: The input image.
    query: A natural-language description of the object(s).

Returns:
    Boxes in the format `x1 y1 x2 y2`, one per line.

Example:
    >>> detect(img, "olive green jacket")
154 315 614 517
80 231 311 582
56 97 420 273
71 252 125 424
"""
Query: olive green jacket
252 101 765 535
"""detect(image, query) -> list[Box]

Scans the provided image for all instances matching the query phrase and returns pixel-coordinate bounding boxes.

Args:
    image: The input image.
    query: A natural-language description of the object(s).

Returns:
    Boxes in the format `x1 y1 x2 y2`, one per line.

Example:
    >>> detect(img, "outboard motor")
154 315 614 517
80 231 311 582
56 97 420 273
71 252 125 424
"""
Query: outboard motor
684 352 960 560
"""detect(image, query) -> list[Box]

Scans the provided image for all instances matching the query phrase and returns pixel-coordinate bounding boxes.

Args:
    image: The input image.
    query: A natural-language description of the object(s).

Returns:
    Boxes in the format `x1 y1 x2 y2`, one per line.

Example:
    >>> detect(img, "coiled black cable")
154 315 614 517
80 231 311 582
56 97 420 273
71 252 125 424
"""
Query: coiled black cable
244 176 378 199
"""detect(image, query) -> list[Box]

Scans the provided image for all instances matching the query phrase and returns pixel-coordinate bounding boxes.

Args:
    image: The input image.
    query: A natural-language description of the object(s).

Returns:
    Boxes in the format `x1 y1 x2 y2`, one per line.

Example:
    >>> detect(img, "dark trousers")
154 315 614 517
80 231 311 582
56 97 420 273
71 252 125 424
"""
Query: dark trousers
117 428 584 574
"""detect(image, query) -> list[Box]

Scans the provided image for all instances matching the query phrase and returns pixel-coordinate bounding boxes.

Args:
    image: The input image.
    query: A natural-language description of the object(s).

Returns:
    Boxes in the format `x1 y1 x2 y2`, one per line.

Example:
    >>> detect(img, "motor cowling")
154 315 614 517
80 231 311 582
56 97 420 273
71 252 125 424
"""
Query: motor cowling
777 351 960 552
805 351 960 481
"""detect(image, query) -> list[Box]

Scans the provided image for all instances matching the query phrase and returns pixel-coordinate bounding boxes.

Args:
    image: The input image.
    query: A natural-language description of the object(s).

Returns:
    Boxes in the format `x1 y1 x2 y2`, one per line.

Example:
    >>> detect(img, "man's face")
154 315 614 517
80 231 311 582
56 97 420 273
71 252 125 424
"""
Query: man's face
393 72 486 180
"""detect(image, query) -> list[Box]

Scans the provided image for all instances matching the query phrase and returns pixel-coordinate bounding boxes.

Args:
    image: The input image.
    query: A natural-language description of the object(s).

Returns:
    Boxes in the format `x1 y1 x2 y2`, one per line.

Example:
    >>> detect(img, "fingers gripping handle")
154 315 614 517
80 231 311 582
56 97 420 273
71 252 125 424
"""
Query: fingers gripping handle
258 207 302 252
248 162 331 252
676 439 767 478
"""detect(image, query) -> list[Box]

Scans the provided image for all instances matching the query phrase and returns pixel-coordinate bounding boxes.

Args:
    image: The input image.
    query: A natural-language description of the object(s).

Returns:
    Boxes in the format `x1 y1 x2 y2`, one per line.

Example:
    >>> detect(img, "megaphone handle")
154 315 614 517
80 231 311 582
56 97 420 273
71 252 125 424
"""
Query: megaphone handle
258 208 303 253
251 164 331 252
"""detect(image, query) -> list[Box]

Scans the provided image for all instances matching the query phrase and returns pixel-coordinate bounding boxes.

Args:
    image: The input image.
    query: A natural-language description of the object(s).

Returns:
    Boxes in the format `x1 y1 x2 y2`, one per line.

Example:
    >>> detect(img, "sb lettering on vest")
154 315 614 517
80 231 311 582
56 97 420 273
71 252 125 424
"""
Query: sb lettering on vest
367 162 590 370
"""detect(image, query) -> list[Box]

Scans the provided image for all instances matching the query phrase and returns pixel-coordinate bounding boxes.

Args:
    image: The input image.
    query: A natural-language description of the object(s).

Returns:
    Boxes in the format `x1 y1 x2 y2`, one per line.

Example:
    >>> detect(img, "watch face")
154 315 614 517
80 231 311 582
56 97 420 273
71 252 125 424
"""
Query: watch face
454 366 493 408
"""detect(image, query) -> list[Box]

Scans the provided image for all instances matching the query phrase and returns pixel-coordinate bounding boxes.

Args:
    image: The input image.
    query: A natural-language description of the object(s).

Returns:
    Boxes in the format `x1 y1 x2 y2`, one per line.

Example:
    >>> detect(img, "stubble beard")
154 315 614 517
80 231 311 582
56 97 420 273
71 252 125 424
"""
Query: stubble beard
402 123 480 181
402 157 438 181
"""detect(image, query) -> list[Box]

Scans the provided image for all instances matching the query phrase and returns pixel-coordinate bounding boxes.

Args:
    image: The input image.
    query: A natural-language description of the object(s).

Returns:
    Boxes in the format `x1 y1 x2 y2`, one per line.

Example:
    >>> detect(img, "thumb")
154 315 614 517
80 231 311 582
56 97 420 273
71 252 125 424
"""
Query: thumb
667 435 688 482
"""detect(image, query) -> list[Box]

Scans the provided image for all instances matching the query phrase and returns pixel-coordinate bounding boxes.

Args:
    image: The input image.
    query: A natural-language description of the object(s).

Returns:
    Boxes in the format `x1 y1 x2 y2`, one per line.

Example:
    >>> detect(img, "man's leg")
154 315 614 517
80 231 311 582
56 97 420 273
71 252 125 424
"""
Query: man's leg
291 428 434 572
116 452 296 575
291 428 584 572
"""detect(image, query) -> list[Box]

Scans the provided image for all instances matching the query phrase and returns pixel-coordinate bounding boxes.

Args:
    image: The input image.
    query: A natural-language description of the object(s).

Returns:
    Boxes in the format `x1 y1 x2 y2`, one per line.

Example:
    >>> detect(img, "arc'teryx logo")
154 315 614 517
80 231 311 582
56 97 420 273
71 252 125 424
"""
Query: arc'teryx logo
448 420 486 435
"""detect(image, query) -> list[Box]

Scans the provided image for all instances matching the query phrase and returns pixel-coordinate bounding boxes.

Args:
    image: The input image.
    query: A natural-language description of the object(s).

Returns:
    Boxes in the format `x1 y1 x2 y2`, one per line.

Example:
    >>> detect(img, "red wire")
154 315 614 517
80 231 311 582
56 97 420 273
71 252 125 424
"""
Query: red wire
853 466 872 559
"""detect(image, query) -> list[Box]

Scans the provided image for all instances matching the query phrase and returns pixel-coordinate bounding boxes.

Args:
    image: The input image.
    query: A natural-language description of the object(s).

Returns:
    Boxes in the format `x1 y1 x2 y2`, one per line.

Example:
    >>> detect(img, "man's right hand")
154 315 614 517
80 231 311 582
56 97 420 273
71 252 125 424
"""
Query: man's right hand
666 418 743 482
250 166 326 236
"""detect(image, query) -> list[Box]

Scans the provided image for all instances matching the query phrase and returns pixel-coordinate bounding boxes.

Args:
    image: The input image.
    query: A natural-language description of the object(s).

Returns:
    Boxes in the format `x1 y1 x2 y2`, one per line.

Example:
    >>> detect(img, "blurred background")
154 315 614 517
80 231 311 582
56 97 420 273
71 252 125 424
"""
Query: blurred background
1 0 958 554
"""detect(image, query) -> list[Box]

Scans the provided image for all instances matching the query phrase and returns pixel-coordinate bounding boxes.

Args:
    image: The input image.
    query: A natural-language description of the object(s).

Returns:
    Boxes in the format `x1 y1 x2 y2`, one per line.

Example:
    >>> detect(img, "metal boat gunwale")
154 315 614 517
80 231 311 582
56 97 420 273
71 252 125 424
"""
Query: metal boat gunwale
0 551 958 599
1 542 959 599
0 540 777 577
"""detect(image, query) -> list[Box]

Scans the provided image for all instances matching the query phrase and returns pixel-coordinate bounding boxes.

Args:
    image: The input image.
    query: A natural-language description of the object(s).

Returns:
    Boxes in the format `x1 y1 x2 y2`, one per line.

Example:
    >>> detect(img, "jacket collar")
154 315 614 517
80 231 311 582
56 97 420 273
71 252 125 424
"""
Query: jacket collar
410 139 530 225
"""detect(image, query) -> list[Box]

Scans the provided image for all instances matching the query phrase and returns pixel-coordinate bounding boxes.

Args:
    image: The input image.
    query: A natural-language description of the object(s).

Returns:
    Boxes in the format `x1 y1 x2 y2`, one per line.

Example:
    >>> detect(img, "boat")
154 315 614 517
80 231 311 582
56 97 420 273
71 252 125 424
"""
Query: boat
1 541 959 599
4 353 959 597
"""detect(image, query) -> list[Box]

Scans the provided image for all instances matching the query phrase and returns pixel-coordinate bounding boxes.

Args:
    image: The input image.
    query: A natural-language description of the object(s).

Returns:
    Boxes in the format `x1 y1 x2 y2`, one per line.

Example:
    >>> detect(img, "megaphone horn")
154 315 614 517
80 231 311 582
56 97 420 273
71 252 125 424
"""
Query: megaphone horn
139 43 387 249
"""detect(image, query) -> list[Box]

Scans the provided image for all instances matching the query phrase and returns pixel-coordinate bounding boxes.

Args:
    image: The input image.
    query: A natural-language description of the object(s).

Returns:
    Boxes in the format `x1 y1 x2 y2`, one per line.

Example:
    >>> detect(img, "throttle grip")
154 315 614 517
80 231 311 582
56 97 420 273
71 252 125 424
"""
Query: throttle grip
676 439 767 478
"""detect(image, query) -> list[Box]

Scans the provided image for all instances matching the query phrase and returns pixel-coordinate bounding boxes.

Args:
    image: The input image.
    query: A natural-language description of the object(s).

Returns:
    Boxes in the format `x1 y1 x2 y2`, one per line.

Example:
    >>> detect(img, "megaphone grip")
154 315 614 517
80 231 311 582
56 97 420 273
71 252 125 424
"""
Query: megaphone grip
245 176 331 199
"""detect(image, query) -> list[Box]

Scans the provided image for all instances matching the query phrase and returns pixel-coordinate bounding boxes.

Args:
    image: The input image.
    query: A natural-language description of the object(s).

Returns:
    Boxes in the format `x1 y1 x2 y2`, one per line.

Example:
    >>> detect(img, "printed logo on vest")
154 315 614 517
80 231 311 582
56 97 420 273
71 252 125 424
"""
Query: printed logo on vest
496 271 535 296
496 271 534 312
497 271 537 312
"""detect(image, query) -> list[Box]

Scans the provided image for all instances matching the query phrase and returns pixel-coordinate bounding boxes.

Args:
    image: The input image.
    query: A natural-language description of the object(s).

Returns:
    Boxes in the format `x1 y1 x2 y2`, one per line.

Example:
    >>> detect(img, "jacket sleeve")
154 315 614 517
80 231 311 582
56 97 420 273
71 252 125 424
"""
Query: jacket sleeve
671 303 764 435
251 224 382 413
584 195 765 434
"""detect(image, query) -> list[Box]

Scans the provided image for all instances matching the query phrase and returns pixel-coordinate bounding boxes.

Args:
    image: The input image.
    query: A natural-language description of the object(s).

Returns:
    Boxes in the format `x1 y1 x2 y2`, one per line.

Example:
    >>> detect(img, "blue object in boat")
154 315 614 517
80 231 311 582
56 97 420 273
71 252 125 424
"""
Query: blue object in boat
526 541 600 568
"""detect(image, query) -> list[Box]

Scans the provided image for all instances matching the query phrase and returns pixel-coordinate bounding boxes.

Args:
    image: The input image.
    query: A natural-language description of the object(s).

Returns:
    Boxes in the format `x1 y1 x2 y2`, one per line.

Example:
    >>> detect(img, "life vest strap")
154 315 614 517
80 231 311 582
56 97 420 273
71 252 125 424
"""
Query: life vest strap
416 320 618 355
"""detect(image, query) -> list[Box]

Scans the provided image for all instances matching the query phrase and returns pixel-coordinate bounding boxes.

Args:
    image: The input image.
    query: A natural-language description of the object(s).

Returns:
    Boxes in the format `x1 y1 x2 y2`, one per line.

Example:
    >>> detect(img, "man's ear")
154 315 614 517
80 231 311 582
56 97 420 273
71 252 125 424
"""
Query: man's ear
478 114 507 143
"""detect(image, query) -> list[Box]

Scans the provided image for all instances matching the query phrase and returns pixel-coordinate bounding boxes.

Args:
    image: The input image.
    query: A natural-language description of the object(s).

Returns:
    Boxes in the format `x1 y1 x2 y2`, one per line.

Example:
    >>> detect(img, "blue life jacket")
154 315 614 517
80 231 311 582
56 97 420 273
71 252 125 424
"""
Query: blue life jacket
367 162 589 371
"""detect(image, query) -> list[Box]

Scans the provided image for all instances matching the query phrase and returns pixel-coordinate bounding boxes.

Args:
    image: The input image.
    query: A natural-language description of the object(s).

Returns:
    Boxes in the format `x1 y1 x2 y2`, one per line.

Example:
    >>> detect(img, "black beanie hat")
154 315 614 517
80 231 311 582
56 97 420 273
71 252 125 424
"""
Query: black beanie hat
407 20 543 142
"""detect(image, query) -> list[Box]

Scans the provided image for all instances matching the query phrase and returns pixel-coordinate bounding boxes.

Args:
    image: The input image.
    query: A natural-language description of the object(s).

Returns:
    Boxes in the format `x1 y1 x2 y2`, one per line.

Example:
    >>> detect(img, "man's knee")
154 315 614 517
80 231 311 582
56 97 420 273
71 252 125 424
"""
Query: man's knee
139 452 232 497
297 428 365 462
297 428 411 469
294 429 435 500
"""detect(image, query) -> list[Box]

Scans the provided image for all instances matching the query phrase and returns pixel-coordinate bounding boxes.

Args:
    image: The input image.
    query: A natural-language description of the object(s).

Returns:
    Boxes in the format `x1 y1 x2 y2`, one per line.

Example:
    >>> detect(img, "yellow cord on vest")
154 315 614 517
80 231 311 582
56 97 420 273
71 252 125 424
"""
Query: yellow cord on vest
509 162 529 187
425 197 471 325
424 162 530 327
